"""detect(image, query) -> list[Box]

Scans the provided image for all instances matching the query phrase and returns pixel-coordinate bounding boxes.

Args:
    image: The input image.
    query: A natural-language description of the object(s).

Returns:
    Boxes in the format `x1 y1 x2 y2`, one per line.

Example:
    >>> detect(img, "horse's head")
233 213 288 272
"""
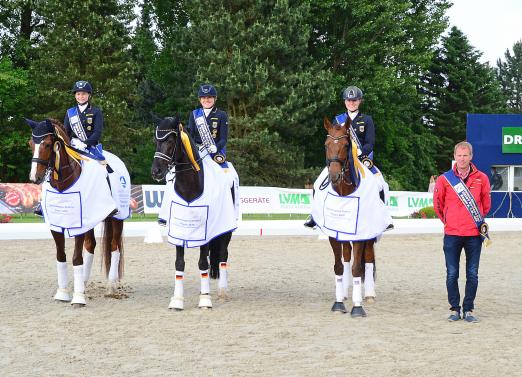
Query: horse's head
324 117 354 189
26 118 74 184
151 115 181 181
26 118 56 183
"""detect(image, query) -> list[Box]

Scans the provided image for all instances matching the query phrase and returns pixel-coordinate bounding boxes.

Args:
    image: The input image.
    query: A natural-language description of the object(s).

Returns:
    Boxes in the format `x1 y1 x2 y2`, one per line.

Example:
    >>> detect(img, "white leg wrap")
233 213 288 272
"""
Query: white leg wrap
173 271 184 299
83 250 94 283
200 269 210 295
364 263 376 297
218 262 228 289
54 261 71 301
71 265 86 305
169 271 185 310
335 275 344 302
56 261 68 289
352 277 363 306
342 261 351 298
108 250 120 282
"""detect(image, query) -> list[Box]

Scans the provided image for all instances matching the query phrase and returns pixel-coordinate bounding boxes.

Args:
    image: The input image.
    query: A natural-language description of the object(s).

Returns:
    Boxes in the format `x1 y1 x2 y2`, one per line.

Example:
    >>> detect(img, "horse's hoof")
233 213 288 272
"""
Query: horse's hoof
71 292 86 306
168 296 184 311
54 288 71 302
217 288 229 300
350 306 367 318
364 296 376 303
106 281 117 295
331 301 347 313
198 294 213 309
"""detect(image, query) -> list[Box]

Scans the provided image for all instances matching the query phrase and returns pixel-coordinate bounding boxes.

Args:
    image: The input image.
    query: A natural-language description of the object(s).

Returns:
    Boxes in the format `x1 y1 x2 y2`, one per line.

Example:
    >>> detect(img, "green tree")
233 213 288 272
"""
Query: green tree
154 0 334 186
425 27 507 171
307 0 450 189
496 40 522 113
26 0 146 179
0 58 33 181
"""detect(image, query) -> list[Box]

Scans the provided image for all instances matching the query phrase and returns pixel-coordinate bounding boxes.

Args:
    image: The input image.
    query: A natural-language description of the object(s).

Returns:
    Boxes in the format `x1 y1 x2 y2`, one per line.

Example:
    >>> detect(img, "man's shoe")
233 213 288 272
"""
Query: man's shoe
464 311 478 323
447 310 461 322
158 218 167 227
303 215 316 228
384 223 394 231
33 203 43 217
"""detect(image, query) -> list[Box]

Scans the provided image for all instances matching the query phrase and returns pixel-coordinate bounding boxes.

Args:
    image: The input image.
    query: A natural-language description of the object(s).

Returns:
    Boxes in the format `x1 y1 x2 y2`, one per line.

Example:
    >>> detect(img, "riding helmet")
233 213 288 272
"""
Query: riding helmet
71 80 93 93
342 86 363 100
198 84 217 97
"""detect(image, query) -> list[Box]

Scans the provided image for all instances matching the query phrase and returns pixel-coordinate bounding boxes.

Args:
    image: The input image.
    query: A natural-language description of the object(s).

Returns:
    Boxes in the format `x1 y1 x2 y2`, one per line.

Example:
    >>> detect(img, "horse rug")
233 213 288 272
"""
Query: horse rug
41 152 131 237
159 154 237 248
311 166 392 241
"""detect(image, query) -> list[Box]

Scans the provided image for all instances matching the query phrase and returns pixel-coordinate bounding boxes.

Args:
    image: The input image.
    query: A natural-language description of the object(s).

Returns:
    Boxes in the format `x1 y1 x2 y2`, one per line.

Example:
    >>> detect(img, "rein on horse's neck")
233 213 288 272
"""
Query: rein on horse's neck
50 137 82 192
173 132 204 202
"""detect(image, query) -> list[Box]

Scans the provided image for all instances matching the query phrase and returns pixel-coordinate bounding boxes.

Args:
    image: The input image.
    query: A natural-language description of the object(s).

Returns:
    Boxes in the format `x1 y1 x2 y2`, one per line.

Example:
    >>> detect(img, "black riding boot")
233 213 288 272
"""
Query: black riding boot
34 203 43 217
303 215 316 228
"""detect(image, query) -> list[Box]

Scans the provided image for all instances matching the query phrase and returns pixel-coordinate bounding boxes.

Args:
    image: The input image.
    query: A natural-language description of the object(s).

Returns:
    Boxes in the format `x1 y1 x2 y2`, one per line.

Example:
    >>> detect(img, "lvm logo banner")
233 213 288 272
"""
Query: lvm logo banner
502 127 522 153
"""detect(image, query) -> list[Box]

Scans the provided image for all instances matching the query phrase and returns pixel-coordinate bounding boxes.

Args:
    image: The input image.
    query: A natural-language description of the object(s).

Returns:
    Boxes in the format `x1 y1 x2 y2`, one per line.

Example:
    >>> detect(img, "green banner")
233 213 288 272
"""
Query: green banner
502 127 522 153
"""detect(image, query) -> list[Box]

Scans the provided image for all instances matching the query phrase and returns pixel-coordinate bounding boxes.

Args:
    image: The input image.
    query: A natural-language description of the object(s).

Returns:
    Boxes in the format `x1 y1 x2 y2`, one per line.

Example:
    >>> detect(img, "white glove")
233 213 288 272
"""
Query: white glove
71 138 87 151
207 145 218 154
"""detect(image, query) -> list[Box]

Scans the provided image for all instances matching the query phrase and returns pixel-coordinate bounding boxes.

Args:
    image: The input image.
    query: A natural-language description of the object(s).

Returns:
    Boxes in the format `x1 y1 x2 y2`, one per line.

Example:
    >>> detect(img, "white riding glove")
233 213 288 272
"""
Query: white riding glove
207 145 217 154
71 138 87 151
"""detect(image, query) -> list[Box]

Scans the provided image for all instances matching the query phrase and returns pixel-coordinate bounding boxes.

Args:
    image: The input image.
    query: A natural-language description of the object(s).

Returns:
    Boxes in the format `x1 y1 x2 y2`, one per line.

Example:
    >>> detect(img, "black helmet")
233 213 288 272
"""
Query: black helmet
342 86 363 100
198 84 217 97
71 80 92 93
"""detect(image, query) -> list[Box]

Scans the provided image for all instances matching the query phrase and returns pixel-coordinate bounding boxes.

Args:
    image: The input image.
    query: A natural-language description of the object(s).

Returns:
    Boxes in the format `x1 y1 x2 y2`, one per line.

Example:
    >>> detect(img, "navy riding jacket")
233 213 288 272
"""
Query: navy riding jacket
333 111 375 157
64 104 104 147
187 107 229 154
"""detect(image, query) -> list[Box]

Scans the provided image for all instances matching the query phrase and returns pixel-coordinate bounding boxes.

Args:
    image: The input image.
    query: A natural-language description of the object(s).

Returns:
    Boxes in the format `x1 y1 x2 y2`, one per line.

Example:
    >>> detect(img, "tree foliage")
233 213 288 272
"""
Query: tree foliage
496 40 522 113
424 27 507 171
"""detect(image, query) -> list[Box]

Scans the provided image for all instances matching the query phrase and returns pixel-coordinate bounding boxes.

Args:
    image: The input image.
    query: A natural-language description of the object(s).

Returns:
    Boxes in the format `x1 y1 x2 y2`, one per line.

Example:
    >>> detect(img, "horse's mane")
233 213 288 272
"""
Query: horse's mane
49 118 70 143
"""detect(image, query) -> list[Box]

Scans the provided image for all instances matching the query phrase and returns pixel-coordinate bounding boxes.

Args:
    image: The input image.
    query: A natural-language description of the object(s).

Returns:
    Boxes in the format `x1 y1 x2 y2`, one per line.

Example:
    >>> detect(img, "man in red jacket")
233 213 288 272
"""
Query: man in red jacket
433 141 491 323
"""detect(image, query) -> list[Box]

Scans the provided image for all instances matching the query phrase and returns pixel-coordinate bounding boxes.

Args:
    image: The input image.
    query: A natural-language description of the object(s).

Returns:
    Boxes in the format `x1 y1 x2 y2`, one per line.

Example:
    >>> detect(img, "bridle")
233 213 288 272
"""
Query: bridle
153 126 203 177
31 133 75 182
326 133 353 186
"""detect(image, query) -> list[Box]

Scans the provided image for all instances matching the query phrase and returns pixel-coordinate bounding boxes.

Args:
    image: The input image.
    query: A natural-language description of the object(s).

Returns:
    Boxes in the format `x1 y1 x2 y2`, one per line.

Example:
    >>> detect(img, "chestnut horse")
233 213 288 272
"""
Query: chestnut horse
323 117 378 317
151 116 235 311
27 119 125 307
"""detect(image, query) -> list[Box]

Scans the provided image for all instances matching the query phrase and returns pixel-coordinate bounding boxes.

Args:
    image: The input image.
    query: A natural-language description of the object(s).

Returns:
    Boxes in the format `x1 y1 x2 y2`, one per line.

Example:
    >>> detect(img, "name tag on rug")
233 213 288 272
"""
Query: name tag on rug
44 190 82 229
168 201 209 242
323 193 359 235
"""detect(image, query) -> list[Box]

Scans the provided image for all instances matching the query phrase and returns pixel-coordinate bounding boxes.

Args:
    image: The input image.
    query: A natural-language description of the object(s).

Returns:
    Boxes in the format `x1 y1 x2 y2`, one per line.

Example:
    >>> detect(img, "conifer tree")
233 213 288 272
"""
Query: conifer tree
425 27 507 171
496 40 522 113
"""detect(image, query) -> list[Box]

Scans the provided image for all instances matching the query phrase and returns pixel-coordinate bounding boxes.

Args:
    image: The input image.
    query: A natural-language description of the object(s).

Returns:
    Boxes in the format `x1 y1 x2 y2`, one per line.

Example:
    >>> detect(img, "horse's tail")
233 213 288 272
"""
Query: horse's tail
101 218 125 279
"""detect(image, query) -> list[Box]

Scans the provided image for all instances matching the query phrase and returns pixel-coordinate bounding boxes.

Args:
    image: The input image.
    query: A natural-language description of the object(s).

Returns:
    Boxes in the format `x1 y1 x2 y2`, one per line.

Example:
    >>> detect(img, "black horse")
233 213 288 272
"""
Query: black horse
151 116 235 310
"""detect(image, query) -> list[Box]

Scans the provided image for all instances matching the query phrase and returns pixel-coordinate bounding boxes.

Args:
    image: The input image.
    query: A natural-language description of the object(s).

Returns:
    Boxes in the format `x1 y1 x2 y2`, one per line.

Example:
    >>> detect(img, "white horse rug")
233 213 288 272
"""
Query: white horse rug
311 166 392 241
41 151 130 237
159 154 237 248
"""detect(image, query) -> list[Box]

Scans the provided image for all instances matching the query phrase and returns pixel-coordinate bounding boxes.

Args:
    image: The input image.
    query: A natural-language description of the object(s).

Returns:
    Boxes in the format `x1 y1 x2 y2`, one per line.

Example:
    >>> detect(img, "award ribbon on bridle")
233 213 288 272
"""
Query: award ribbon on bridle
193 108 216 153
443 170 492 247
67 106 87 142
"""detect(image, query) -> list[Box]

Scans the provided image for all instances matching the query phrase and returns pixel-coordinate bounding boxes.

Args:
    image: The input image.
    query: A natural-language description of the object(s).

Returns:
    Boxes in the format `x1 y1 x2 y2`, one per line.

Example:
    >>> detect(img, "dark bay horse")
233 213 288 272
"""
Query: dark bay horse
27 119 125 307
151 116 234 311
323 117 377 317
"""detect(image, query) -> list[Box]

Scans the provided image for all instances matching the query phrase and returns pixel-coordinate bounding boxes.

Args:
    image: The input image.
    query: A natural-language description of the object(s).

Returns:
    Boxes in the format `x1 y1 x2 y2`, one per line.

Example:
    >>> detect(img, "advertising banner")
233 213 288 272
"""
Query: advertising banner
1 183 434 218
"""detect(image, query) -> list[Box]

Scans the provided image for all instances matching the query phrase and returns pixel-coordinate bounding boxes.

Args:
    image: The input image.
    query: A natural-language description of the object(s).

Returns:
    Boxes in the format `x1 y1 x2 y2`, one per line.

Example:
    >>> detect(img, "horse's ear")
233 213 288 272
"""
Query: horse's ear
150 112 163 126
25 118 41 130
323 117 332 131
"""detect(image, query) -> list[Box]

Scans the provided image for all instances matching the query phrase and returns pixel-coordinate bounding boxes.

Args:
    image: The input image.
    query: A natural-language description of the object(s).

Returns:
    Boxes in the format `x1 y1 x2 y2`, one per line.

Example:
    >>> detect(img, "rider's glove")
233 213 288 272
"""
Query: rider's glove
71 138 87 151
